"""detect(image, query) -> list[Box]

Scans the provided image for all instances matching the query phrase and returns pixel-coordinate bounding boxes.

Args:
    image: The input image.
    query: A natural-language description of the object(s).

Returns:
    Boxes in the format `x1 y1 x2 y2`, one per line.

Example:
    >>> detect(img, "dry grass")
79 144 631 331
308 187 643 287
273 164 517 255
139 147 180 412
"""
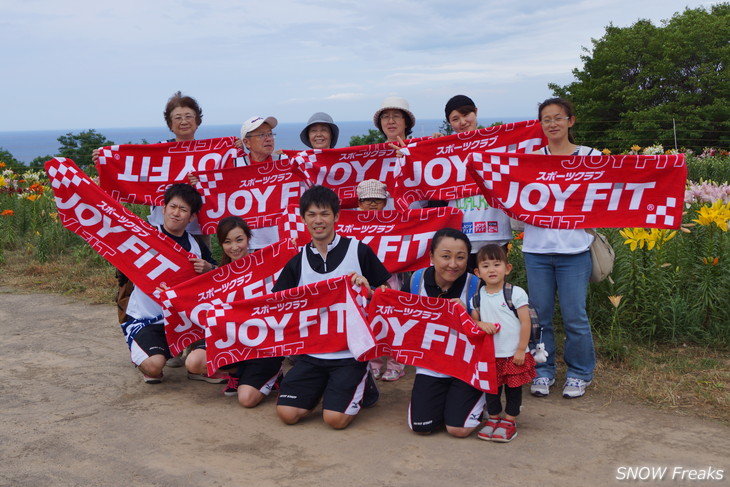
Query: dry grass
1 249 728 424
0 249 116 304
594 346 730 424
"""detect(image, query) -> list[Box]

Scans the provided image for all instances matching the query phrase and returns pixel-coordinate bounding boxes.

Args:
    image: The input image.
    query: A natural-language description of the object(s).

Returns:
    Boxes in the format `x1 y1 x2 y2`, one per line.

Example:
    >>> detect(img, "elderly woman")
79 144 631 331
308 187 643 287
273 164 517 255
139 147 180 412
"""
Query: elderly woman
300 112 340 149
163 91 203 142
403 228 484 437
373 96 416 143
146 92 206 233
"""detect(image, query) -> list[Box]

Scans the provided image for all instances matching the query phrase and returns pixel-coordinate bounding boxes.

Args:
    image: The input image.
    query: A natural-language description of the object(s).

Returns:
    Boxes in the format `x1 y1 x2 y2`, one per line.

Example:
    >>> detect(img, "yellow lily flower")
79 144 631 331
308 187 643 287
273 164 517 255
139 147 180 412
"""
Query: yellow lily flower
693 200 730 232
619 228 650 251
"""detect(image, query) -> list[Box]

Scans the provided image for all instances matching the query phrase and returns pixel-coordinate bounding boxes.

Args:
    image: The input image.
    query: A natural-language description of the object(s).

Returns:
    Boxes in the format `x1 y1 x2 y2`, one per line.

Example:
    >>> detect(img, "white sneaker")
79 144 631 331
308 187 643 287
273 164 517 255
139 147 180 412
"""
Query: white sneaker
187 372 228 384
563 378 592 398
142 373 163 384
530 377 555 397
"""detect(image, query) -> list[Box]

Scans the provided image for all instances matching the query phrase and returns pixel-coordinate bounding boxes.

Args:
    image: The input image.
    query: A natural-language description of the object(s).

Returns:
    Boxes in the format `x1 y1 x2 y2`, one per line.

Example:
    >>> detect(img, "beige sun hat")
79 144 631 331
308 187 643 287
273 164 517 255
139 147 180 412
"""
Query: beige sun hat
372 96 416 131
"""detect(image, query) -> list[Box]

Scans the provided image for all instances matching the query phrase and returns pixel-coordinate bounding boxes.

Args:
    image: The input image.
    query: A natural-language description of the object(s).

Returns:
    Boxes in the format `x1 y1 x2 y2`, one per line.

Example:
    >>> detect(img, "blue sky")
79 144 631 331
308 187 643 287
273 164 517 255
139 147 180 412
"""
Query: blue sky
0 0 716 131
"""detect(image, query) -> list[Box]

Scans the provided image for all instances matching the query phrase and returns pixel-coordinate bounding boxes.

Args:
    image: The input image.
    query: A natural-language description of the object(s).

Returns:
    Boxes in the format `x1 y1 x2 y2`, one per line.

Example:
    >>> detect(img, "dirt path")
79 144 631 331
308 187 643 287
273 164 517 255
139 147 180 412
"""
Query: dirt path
1 288 728 487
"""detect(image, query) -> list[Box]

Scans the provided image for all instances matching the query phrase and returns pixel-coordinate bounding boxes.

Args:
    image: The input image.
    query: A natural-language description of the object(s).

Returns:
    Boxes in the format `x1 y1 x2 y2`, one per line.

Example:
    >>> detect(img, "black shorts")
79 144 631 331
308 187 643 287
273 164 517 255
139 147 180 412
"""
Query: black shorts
277 355 369 415
130 323 171 366
231 357 284 395
408 374 486 433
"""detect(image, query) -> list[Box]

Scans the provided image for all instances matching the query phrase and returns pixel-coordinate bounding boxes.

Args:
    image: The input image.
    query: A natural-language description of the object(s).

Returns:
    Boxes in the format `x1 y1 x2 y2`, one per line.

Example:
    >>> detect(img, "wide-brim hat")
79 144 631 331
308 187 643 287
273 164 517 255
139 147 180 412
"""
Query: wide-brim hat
299 112 340 148
373 97 416 130
241 115 278 139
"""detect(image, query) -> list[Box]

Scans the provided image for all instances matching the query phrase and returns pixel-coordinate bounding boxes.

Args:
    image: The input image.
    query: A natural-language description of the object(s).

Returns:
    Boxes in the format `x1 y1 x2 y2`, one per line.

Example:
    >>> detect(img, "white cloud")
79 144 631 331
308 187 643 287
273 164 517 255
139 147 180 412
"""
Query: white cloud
0 0 718 130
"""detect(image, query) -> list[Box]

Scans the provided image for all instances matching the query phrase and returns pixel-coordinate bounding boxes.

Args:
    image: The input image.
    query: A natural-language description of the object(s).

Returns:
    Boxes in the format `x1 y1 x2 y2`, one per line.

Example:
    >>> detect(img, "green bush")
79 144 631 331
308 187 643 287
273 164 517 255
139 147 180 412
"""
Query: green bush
686 154 730 183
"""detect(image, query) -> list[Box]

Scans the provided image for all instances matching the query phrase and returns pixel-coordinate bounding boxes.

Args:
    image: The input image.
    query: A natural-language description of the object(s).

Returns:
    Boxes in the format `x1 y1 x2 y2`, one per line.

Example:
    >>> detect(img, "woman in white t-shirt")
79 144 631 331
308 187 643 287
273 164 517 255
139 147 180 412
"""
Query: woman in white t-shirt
524 98 597 400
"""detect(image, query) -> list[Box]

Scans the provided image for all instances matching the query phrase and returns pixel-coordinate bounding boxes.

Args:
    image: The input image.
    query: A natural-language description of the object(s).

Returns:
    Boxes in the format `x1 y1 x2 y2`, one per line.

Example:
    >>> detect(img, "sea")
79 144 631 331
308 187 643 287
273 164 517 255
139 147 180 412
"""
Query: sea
0 118 521 164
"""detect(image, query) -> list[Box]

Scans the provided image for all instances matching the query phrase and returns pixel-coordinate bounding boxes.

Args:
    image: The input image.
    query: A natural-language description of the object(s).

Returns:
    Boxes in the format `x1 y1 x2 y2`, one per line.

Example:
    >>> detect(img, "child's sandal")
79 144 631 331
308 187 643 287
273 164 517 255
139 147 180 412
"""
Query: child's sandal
491 419 518 443
477 417 500 441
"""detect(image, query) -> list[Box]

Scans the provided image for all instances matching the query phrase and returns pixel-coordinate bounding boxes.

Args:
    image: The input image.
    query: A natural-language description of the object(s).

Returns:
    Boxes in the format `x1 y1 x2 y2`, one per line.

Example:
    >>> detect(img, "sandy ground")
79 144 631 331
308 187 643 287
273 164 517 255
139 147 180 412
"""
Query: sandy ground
1 288 728 487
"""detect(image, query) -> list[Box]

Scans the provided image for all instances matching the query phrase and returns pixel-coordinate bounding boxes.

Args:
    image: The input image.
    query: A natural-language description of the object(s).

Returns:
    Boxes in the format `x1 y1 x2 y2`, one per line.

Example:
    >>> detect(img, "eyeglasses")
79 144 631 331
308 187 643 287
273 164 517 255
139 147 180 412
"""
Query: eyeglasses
247 132 276 140
172 114 196 123
540 116 571 125
359 198 386 205
380 112 404 121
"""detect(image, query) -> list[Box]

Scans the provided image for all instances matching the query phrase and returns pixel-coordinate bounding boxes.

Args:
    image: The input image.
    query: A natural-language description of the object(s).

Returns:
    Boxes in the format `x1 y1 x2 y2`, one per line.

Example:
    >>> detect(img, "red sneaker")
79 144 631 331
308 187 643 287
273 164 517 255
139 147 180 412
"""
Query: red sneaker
223 376 239 396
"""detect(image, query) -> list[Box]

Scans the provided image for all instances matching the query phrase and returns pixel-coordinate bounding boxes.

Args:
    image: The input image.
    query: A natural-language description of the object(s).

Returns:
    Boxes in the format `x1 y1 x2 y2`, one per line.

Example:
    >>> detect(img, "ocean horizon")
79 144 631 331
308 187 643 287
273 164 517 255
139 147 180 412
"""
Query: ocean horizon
0 118 524 164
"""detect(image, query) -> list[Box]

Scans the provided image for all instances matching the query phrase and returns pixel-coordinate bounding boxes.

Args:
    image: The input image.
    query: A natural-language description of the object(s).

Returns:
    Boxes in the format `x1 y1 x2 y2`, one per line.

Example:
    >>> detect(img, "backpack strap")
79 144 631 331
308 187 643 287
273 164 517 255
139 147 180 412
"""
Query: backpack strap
471 280 482 311
502 282 519 318
504 282 542 346
411 268 426 296
465 273 480 314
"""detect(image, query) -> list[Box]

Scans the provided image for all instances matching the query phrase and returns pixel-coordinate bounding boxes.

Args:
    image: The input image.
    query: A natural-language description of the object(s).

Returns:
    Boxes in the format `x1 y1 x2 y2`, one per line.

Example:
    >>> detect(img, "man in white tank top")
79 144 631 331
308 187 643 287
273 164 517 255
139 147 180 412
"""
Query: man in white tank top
273 185 391 429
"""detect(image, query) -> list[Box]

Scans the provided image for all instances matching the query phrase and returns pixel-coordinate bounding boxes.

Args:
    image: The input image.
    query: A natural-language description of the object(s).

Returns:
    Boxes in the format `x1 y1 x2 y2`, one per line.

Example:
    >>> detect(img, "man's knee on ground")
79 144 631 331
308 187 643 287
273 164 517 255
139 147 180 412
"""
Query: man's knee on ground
238 386 264 409
277 405 307 425
323 410 355 430
446 425 474 438
139 354 166 377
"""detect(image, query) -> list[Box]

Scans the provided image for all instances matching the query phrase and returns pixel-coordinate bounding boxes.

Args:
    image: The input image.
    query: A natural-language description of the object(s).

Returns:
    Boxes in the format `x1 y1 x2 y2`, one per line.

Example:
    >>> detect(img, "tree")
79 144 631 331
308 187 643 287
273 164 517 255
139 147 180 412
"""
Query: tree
57 129 115 171
0 147 24 172
349 129 386 146
549 3 730 151
29 155 55 169
438 120 454 136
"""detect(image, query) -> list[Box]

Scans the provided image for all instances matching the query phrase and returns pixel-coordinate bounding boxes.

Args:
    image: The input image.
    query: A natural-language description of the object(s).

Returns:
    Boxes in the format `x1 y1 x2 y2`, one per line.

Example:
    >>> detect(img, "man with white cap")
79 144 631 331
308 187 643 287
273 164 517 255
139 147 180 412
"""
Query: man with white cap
240 115 279 165
238 115 285 250
300 112 340 149
373 97 416 143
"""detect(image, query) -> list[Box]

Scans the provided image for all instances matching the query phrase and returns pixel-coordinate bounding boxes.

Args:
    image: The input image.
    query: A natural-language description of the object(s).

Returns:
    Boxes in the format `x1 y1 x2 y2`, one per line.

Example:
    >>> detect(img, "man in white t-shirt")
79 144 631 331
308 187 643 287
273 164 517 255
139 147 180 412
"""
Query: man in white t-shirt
122 183 217 384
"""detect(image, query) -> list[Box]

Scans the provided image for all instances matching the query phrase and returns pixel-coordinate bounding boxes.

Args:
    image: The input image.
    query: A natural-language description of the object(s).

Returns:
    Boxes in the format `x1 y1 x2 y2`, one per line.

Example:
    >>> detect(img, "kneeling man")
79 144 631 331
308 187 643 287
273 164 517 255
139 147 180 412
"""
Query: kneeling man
273 185 391 429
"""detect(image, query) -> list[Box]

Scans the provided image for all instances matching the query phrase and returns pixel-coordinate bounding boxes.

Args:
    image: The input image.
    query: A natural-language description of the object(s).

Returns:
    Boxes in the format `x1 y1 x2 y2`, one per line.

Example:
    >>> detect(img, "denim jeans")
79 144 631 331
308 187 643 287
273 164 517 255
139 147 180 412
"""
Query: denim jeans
524 251 595 381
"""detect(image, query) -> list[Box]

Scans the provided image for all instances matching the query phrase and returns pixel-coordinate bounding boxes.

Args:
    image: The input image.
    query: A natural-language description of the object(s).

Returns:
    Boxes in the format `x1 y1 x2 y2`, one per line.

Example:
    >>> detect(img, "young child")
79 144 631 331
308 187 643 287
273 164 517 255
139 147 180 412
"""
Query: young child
356 179 404 381
470 244 536 442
